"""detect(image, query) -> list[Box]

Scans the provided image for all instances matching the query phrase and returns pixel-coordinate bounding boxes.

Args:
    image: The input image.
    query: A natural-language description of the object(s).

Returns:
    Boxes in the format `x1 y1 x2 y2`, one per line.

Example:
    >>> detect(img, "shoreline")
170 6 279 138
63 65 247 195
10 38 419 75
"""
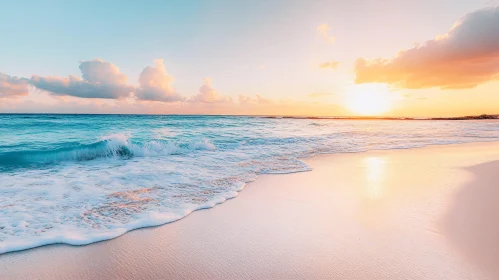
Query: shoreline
2 141 499 279
1 140 499 256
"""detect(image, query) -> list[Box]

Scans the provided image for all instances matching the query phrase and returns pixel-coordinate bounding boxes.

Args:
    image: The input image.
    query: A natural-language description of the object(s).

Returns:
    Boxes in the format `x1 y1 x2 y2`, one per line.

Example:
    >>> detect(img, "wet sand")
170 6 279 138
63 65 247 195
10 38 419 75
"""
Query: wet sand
1 142 499 279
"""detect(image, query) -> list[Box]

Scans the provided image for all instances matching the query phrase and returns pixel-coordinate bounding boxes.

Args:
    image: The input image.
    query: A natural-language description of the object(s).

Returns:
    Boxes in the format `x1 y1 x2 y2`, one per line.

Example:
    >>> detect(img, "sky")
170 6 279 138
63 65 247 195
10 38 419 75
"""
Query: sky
1 0 498 117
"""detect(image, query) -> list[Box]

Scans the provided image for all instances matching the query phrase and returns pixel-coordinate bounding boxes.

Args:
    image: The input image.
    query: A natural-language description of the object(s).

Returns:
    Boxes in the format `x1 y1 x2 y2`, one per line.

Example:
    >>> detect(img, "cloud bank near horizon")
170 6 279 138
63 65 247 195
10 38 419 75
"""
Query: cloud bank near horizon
0 73 29 98
1 60 297 113
355 6 499 89
190 78 232 103
238 94 274 105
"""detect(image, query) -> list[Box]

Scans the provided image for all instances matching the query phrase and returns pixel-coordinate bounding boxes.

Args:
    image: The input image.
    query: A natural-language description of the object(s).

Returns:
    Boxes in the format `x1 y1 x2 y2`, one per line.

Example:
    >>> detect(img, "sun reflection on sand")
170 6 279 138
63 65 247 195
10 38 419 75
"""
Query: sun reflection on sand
364 157 386 199
355 156 390 229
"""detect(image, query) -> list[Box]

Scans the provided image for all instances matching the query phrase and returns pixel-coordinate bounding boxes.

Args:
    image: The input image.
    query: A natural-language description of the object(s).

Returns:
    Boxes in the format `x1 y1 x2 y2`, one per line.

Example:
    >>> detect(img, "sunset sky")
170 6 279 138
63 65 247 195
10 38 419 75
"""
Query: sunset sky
1 0 498 117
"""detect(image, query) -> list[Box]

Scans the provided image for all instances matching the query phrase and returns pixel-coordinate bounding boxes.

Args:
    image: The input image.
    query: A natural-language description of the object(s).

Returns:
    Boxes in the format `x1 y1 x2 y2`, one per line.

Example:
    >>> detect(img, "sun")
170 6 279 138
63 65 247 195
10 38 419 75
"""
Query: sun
345 84 392 116
347 92 390 115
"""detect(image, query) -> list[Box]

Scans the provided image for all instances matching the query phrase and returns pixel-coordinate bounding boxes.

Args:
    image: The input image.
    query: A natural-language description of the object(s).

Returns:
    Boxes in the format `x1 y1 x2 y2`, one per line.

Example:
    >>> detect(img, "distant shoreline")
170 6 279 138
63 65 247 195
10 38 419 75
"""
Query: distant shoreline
0 113 498 120
262 114 499 120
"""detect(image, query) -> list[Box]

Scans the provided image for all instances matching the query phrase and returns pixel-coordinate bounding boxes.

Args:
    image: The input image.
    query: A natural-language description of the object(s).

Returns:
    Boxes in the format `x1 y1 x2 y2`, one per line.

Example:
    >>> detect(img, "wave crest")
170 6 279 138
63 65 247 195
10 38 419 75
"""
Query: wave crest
0 134 215 168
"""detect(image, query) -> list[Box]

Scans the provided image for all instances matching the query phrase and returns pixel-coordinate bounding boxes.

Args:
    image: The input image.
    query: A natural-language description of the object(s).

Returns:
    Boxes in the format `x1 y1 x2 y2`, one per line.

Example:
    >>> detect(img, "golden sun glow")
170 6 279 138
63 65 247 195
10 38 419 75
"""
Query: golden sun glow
345 84 393 116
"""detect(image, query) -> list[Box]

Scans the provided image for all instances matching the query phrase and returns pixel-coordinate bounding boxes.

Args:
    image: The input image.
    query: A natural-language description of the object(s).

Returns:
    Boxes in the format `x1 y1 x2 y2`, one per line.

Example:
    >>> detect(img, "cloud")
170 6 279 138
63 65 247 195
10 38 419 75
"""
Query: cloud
1 85 349 116
238 94 274 105
190 78 232 103
318 60 340 69
0 73 29 98
30 58 134 99
135 59 184 102
317 24 335 44
355 6 499 89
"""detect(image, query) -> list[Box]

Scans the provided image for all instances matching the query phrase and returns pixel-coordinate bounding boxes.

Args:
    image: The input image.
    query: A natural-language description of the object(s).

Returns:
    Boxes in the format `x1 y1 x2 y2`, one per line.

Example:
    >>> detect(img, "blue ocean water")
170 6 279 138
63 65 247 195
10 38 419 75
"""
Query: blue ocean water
1 114 499 254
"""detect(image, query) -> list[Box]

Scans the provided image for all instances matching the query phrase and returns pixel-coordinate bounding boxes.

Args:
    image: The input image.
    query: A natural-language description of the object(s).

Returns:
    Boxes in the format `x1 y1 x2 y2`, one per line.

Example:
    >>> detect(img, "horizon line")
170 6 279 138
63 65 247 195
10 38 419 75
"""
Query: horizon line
0 113 498 120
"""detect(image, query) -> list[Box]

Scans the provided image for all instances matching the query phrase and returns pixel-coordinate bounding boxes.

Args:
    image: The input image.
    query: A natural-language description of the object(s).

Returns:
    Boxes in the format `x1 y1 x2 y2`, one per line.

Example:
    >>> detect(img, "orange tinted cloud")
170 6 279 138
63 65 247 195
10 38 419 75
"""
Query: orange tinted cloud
355 6 499 89
319 60 339 69
317 24 335 44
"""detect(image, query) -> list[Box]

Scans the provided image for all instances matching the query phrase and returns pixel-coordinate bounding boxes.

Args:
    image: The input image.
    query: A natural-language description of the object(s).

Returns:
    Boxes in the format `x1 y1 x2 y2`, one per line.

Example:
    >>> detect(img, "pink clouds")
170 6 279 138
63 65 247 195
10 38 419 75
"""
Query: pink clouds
135 59 184 102
79 59 128 85
355 6 499 89
190 78 232 103
0 73 29 98
238 94 274 105
31 59 134 99
7 59 235 106
29 59 185 102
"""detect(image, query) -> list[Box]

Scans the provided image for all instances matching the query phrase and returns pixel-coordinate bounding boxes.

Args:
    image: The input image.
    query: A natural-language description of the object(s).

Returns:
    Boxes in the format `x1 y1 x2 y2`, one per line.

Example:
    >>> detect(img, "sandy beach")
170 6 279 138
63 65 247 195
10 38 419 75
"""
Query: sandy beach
1 142 499 279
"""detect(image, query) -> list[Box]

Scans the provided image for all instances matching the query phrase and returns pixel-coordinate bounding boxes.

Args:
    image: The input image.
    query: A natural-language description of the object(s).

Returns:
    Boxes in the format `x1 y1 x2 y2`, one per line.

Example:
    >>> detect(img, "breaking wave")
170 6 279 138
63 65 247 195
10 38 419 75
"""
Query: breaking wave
0 134 215 169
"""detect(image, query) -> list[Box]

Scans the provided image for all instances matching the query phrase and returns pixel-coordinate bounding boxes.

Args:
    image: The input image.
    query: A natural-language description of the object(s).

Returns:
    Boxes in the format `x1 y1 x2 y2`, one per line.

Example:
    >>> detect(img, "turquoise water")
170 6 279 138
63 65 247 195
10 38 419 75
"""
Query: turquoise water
1 114 499 254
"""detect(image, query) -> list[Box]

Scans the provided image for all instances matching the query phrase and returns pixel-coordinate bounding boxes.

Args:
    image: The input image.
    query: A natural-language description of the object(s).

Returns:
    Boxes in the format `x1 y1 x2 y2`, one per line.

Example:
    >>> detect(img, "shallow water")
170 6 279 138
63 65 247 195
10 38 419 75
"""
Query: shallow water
1 114 499 254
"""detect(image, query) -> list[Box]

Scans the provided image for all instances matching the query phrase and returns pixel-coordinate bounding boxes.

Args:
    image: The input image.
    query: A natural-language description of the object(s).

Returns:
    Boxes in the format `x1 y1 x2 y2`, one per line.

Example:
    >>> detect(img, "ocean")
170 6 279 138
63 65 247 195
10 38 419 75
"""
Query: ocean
1 114 499 254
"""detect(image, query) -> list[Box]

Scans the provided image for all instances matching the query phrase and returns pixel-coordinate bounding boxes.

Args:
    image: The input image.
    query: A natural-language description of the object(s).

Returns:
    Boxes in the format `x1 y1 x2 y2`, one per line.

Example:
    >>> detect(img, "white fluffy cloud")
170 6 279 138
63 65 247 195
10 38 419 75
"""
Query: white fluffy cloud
355 6 499 89
190 78 232 103
135 59 184 102
31 59 134 99
0 73 29 98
